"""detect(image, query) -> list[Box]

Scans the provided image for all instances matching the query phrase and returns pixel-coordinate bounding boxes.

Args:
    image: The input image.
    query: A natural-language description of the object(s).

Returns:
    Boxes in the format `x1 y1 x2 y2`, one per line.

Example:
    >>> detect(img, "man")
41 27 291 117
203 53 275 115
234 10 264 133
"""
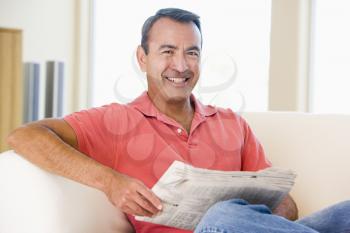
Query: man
7 8 350 233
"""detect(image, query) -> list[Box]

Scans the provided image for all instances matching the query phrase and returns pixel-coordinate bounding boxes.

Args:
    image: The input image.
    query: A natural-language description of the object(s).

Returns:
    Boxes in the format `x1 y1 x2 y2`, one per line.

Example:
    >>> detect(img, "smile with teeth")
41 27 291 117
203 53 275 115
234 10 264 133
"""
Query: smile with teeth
165 77 189 83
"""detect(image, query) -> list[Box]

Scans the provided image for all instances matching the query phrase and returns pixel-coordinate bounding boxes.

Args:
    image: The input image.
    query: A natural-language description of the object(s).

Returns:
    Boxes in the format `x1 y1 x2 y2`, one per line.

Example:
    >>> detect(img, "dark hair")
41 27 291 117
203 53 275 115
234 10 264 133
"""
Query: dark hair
141 8 202 54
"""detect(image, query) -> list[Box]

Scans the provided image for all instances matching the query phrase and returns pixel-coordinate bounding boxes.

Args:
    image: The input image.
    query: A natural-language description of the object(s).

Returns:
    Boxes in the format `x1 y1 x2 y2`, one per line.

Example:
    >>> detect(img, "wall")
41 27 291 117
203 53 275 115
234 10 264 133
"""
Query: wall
269 0 311 112
0 0 78 117
0 0 314 115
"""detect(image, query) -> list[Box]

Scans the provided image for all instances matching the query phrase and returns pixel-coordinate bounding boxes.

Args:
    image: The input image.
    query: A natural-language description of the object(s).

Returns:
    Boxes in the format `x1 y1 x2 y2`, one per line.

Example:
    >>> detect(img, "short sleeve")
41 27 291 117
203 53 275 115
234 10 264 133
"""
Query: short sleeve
64 104 118 168
239 116 272 171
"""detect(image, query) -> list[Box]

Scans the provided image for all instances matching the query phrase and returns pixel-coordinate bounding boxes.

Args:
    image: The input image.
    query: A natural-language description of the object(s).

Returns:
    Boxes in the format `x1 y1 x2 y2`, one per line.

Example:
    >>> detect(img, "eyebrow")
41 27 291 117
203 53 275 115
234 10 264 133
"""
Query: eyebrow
158 44 201 53
186 46 201 53
158 44 177 51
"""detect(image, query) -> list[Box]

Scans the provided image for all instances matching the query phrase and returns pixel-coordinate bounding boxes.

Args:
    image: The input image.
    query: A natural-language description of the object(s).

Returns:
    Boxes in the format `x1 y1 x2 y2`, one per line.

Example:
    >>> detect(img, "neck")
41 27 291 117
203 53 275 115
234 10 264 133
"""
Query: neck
147 92 194 131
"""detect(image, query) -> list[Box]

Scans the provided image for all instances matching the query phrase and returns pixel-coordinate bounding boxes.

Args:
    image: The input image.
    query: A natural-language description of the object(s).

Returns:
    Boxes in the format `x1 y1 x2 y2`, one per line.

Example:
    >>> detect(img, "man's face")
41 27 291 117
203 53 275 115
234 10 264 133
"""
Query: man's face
138 17 202 103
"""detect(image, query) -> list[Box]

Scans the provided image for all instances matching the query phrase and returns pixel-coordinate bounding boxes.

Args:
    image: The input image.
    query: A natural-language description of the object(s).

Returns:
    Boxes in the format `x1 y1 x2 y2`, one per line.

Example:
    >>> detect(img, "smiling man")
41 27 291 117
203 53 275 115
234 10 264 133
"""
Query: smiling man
137 16 202 133
7 8 350 233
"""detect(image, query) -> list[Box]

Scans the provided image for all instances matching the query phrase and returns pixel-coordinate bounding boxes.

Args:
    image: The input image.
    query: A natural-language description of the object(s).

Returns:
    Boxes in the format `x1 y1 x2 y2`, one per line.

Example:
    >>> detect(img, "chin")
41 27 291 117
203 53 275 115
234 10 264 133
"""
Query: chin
166 95 188 103
165 91 193 104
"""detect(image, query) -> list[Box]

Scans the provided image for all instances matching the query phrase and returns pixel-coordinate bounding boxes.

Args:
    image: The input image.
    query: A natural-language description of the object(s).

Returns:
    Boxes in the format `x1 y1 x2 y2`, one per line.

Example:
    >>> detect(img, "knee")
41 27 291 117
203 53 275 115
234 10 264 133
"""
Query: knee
194 199 248 233
211 199 250 210
341 200 350 206
335 200 350 211
205 199 249 215
204 199 272 220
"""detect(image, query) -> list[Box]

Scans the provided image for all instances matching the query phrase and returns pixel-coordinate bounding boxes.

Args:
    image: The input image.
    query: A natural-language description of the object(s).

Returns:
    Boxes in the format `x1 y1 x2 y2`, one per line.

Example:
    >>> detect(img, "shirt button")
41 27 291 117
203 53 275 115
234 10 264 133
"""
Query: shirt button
177 128 182 134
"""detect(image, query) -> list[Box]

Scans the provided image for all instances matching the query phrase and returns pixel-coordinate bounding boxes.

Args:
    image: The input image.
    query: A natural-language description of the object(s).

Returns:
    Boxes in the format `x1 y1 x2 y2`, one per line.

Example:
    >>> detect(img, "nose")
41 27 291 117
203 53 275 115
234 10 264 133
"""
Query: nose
171 53 189 73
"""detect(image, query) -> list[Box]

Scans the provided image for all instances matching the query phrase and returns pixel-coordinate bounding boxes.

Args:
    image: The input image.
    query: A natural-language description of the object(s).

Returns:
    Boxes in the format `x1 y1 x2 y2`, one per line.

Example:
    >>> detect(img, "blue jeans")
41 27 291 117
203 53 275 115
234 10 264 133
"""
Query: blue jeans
194 199 350 233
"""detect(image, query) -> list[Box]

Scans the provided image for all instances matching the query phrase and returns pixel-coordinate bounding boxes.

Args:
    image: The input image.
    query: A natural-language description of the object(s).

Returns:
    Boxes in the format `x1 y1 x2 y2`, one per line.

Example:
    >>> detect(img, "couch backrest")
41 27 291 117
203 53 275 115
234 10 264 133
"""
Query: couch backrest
243 112 350 217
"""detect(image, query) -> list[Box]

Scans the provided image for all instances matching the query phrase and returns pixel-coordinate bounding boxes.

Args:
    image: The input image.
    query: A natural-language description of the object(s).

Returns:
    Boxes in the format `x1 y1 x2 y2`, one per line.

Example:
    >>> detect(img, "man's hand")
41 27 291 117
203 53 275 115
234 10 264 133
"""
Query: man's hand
272 194 299 221
105 172 163 217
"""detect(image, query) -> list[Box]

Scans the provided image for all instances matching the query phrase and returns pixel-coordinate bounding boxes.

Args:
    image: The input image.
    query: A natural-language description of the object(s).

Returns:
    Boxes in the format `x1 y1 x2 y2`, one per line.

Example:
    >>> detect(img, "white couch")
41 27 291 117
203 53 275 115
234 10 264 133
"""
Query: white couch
1 112 350 233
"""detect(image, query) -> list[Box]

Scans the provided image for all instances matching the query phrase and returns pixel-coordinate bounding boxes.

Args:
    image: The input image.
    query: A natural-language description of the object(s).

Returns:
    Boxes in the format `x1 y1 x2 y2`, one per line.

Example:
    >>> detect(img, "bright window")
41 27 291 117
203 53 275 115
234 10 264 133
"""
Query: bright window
310 0 350 114
92 0 271 112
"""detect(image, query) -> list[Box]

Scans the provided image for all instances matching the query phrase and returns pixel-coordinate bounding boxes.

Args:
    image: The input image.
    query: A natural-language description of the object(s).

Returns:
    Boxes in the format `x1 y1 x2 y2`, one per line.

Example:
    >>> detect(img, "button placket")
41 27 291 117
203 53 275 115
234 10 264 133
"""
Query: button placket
175 127 189 141
176 128 182 134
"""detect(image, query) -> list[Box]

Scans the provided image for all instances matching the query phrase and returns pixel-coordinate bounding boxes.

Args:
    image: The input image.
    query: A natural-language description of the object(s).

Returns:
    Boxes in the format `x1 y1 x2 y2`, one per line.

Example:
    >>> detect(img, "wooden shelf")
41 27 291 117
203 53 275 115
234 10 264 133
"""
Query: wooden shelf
0 28 23 152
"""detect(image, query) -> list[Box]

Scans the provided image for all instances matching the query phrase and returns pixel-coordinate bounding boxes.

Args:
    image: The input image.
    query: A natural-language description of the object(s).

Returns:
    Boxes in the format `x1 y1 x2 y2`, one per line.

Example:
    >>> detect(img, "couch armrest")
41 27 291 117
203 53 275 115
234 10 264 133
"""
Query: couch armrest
0 150 134 233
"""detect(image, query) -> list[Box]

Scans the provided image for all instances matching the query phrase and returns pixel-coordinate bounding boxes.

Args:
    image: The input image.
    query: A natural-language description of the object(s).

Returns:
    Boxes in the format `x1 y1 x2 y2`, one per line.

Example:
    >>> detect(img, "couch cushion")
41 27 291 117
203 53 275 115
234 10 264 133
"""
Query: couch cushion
0 150 134 233
243 112 350 217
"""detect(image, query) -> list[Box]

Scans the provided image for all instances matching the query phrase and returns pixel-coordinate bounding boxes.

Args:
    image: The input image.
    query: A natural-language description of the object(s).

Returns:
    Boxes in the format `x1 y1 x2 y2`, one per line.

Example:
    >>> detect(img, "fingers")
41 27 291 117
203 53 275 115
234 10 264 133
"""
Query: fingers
133 192 160 215
124 201 154 217
121 195 156 217
137 185 163 211
108 174 163 217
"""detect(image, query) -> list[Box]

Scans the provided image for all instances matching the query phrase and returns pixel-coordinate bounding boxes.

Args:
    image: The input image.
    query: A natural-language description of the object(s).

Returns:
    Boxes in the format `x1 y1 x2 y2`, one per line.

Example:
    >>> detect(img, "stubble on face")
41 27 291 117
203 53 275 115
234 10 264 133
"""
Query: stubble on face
145 18 202 106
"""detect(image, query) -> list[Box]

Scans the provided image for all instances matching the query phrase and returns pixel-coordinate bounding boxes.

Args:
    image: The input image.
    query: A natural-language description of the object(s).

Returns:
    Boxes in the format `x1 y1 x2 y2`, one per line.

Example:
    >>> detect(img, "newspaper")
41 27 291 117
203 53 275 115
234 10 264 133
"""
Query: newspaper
135 161 296 230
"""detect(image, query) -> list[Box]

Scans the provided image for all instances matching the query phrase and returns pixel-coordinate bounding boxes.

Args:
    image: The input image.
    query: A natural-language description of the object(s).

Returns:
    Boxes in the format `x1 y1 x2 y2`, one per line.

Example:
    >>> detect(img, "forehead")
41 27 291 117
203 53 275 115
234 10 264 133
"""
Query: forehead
148 17 201 49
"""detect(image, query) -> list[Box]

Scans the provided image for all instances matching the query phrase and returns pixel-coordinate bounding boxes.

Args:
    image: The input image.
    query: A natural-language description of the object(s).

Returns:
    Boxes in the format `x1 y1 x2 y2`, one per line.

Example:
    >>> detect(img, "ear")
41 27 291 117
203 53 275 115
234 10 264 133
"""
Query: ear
136 45 147 72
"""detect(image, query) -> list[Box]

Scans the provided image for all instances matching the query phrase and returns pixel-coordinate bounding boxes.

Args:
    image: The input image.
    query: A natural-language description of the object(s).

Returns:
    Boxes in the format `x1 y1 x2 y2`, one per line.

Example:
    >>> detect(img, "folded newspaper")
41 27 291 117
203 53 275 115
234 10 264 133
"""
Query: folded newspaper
135 161 296 230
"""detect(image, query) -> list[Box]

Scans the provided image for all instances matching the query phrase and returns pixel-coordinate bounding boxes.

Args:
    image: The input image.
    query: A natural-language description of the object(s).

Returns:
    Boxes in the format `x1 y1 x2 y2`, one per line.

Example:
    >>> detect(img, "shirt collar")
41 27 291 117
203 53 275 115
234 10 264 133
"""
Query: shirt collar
128 91 217 118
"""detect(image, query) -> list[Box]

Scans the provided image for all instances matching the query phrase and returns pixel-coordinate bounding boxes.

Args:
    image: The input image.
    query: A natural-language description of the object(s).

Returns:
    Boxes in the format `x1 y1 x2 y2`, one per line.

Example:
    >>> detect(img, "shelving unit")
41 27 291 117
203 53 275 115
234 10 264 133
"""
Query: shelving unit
0 28 23 152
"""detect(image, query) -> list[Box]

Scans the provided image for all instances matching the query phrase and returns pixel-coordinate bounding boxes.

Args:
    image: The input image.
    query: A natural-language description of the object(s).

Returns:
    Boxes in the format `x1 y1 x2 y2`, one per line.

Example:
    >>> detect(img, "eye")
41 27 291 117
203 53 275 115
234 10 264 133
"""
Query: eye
187 51 200 57
162 50 174 55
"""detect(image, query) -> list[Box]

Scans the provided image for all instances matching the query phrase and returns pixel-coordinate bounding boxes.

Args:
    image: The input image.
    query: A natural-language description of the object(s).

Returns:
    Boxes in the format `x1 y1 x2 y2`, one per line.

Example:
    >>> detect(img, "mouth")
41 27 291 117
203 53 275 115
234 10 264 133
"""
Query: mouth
164 76 191 88
165 76 190 84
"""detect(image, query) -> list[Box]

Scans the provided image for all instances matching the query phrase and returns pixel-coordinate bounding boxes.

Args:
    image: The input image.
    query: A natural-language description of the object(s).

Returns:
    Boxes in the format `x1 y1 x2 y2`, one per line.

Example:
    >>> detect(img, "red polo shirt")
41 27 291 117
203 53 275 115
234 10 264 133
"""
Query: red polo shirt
64 91 271 233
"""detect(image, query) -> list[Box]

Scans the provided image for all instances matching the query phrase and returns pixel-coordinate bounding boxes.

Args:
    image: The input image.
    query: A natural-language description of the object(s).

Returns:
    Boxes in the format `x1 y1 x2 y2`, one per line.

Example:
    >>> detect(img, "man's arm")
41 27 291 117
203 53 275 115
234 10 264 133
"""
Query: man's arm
272 194 299 220
6 119 162 217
